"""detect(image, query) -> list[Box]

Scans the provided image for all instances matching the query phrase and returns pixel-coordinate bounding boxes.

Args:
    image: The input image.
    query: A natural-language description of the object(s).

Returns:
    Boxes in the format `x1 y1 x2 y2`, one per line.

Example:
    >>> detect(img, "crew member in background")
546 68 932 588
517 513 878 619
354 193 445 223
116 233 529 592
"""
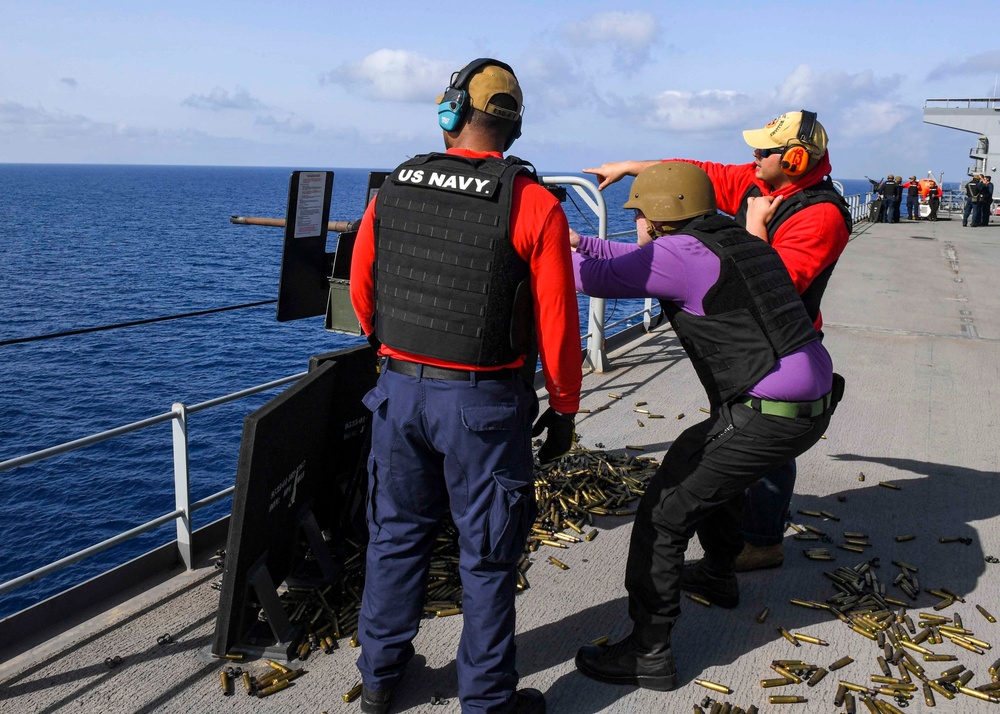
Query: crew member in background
902 175 920 221
570 162 840 691
880 175 901 223
350 58 581 714
978 176 993 226
964 175 982 227
925 178 943 221
892 176 903 223
583 110 851 573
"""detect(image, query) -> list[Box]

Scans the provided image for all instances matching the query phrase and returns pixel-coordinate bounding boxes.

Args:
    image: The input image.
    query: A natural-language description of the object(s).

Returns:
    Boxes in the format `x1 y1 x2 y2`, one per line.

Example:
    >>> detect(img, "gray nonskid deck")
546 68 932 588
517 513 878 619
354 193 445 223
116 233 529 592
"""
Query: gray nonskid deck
2 217 999 713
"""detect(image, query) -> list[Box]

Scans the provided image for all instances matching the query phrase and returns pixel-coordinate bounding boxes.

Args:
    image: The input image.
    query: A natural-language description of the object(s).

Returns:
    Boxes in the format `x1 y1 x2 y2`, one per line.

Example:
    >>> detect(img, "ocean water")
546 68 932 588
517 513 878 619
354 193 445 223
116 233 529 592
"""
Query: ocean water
0 164 875 618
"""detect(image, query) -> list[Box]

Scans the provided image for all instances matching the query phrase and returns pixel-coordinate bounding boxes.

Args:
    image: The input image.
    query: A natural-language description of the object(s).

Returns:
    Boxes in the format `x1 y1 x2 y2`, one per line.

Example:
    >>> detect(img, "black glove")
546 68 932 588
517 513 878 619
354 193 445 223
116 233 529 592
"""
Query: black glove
531 408 576 464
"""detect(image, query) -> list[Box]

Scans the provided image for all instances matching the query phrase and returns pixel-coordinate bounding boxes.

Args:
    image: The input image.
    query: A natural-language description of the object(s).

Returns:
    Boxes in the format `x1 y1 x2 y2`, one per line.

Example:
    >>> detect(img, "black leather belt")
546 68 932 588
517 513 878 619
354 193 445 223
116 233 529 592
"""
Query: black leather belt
386 358 512 381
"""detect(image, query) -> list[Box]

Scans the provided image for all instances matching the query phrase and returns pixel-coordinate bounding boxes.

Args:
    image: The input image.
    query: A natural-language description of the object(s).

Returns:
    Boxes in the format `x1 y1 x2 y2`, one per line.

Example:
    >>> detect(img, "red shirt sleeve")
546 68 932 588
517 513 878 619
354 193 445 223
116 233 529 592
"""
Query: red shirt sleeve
510 177 582 413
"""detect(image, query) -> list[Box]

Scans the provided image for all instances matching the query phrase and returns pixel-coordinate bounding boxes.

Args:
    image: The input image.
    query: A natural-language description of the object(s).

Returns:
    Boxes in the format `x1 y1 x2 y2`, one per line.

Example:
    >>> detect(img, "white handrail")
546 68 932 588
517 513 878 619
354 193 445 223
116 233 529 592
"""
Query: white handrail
0 372 305 599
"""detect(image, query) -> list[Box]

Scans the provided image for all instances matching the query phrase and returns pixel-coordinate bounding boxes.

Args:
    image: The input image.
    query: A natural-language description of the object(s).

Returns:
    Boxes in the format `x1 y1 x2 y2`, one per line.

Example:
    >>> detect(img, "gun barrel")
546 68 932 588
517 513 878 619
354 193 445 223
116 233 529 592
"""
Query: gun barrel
230 215 356 233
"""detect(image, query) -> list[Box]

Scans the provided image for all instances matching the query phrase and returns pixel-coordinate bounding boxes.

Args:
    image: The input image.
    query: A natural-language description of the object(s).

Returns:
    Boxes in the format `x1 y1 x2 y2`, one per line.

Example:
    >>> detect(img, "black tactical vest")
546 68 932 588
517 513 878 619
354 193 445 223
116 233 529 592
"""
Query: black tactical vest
372 152 534 366
660 214 819 407
733 177 852 324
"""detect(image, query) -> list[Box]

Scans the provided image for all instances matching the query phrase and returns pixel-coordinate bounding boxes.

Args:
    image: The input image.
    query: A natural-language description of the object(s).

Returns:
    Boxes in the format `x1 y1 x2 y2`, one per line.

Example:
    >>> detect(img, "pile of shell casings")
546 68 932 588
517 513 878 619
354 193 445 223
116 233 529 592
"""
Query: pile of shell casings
758 545 999 710
221 447 658 697
219 659 304 698
526 447 658 585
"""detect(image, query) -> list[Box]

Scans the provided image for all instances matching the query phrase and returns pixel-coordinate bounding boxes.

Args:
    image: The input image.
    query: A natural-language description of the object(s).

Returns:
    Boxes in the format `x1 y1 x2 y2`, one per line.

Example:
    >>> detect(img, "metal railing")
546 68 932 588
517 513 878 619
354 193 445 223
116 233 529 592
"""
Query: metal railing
0 373 304 598
924 98 1000 110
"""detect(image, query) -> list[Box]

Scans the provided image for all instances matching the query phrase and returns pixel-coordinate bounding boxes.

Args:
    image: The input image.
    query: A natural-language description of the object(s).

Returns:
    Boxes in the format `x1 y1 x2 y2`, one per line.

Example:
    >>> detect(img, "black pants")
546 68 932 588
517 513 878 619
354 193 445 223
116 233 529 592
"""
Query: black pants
624 401 830 627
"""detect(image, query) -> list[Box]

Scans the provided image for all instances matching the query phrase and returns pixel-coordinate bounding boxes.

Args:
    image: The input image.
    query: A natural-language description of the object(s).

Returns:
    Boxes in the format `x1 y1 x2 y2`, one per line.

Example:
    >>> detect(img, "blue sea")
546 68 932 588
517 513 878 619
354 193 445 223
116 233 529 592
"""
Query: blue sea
0 165 875 618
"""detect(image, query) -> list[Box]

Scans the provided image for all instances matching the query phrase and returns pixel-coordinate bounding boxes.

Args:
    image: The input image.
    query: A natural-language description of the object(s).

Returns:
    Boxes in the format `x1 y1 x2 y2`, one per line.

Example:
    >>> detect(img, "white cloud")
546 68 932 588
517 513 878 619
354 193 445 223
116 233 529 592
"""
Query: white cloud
927 50 1000 82
641 89 759 133
182 86 266 112
564 11 658 73
516 48 608 120
836 102 912 141
626 64 912 147
767 65 911 144
775 65 900 108
255 114 315 135
320 49 451 103
0 99 152 140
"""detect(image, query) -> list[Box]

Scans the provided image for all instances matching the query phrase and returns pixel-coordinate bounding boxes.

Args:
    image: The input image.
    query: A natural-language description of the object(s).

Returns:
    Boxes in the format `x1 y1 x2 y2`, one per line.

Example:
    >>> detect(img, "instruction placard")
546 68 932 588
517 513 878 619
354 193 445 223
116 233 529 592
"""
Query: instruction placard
294 171 327 239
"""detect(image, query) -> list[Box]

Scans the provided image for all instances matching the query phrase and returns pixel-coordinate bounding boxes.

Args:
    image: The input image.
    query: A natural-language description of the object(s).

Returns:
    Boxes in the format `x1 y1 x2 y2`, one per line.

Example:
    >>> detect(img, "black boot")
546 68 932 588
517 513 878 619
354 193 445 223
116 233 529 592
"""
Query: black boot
360 685 394 714
575 625 677 691
511 687 546 713
679 557 739 608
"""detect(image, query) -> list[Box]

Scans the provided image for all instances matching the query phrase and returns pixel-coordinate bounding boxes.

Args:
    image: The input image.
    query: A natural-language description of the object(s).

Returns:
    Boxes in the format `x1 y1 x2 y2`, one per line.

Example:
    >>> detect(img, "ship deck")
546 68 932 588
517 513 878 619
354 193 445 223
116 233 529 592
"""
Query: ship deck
2 216 1000 713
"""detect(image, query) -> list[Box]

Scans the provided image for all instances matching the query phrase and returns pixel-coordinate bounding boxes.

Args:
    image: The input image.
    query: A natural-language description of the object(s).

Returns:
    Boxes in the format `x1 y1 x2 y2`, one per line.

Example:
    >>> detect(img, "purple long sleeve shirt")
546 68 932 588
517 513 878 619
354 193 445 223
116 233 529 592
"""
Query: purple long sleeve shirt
573 234 832 401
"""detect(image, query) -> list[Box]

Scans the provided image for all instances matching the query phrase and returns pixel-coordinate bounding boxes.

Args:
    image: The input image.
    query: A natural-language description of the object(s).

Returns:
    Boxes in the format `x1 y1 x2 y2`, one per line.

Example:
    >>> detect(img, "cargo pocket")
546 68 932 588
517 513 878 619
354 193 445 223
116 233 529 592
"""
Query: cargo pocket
362 385 389 533
481 468 537 565
362 384 388 414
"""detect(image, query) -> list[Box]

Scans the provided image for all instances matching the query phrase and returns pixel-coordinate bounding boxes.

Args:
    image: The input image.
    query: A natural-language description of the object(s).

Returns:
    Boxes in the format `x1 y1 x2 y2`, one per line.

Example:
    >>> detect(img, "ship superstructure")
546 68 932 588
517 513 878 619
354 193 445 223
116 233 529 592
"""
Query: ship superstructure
924 97 1000 178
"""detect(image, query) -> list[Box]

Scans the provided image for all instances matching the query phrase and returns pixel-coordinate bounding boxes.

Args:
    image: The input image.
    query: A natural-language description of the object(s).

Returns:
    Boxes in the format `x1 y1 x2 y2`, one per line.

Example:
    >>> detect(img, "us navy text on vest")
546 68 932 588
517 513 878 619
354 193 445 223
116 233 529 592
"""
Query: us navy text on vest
394 168 499 197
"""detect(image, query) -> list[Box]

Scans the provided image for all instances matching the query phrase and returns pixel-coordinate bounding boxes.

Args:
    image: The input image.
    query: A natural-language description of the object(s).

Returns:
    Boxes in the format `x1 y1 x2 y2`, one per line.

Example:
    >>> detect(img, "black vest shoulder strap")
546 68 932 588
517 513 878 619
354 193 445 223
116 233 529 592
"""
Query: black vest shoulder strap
734 178 853 238
733 178 852 323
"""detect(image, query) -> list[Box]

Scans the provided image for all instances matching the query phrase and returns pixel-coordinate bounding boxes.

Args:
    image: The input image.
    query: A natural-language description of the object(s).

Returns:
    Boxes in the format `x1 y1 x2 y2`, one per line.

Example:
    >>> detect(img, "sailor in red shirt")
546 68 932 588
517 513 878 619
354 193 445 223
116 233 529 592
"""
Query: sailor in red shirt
584 111 851 576
350 58 580 714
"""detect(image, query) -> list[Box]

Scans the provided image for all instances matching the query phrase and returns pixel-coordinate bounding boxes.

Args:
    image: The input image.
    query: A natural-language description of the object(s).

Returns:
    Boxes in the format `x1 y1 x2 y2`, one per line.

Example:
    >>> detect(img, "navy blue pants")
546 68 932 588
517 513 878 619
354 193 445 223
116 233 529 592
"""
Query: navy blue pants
973 201 989 226
907 195 918 220
357 366 538 714
624 402 830 627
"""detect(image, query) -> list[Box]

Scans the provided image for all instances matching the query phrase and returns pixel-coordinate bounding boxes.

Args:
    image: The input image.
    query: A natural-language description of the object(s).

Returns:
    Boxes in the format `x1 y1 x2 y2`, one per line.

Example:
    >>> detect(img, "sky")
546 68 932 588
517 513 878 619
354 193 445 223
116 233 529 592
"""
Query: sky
2 0 999 180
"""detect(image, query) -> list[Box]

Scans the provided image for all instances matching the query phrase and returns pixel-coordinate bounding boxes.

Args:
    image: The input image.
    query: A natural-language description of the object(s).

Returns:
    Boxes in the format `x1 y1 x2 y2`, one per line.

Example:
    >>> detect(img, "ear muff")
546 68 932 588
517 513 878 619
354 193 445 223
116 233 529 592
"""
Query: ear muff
437 57 520 140
780 109 819 176
780 145 811 176
437 86 467 132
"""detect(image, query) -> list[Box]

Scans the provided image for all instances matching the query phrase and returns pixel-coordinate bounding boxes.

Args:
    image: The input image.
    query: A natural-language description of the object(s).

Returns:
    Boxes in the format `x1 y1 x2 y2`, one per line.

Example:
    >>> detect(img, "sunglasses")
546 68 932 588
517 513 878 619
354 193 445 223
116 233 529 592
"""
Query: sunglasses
753 147 785 160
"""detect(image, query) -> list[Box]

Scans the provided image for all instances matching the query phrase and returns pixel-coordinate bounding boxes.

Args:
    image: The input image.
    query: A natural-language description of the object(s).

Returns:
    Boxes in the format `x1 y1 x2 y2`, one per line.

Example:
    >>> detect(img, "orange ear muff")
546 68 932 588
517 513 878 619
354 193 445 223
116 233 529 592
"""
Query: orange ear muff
780 146 810 176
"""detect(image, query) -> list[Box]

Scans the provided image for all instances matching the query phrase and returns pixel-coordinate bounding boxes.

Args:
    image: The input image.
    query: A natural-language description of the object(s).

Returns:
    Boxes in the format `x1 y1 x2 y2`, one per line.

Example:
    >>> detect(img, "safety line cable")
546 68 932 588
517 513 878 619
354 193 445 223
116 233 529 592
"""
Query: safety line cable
565 190 600 236
0 300 277 347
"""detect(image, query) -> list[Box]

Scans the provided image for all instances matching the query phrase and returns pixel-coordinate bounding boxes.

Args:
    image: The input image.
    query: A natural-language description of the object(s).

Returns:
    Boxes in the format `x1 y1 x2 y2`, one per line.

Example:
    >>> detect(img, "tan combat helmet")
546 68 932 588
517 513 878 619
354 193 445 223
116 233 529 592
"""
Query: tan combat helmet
623 162 716 233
